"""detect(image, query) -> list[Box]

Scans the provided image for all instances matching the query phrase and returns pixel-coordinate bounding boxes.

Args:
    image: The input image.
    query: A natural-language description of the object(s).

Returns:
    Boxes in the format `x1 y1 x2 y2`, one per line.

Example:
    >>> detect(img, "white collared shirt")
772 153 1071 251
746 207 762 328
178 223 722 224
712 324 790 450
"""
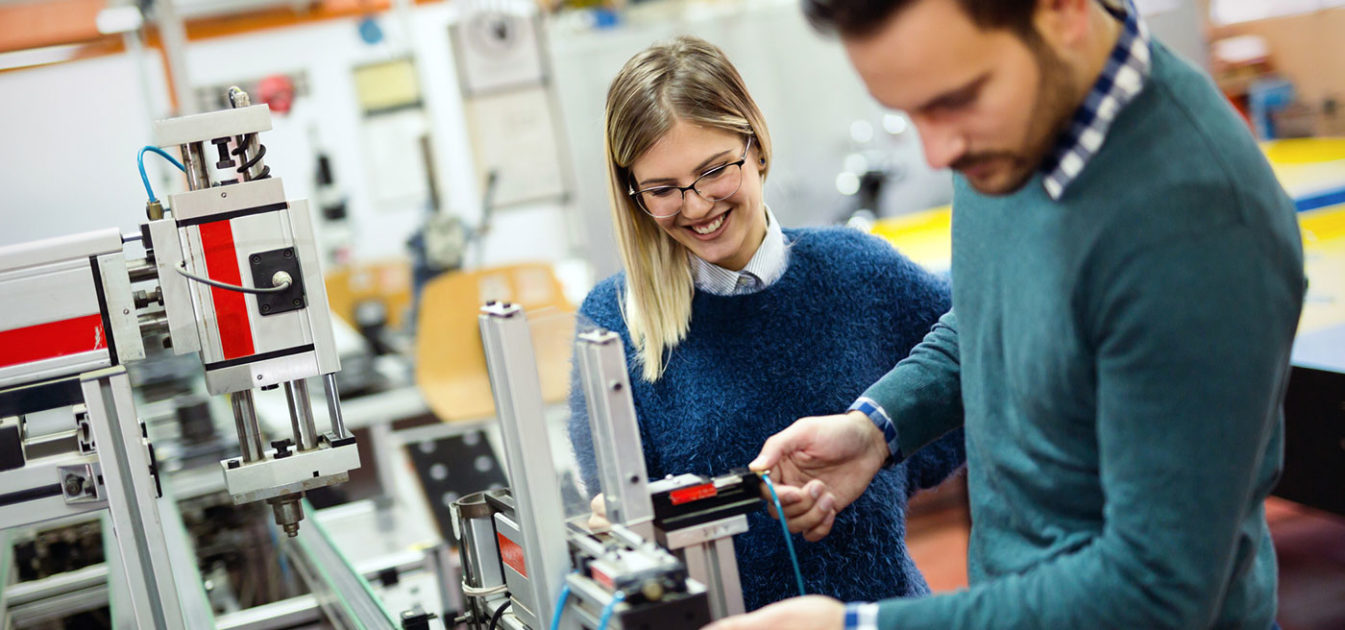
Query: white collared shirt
691 205 788 296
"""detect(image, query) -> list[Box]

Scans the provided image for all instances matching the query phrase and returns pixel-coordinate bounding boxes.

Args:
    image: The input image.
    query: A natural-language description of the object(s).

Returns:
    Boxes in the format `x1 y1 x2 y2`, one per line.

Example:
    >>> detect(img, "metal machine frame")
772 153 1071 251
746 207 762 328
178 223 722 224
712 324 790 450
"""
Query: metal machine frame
451 303 755 630
0 88 361 628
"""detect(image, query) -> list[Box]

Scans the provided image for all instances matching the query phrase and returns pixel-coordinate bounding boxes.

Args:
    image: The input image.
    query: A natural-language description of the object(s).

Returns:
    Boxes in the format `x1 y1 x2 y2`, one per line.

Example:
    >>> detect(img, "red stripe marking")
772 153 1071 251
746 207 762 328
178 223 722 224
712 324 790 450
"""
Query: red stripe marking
670 483 718 506
0 314 107 368
198 221 255 360
498 532 527 577
591 566 614 591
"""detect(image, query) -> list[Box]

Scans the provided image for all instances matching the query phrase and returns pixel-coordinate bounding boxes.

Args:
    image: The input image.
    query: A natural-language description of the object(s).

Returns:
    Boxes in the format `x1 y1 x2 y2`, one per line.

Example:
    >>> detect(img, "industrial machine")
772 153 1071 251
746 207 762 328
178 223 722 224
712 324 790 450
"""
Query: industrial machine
0 88 359 628
449 304 763 630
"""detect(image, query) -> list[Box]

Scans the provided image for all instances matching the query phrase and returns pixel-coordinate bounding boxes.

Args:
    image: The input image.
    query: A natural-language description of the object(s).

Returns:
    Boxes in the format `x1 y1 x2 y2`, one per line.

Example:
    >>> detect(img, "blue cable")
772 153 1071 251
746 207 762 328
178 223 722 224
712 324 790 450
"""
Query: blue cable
596 589 626 630
548 581 572 630
138 145 186 203
760 471 807 597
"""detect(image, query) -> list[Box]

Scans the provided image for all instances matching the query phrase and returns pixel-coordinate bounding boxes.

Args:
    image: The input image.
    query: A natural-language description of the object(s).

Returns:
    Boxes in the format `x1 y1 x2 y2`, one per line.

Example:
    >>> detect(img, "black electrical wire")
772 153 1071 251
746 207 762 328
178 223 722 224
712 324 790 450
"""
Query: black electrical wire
488 596 512 630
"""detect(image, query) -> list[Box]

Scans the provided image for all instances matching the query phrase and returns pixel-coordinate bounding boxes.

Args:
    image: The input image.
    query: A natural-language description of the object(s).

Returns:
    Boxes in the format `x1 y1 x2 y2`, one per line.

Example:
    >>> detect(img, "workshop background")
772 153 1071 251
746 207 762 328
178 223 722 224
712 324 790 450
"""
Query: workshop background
0 0 1342 628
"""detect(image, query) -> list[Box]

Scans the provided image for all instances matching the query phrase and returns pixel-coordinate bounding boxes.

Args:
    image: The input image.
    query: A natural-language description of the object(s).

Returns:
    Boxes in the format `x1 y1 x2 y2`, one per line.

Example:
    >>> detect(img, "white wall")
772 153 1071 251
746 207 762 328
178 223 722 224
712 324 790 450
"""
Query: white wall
1 5 577 272
547 0 952 279
0 51 172 246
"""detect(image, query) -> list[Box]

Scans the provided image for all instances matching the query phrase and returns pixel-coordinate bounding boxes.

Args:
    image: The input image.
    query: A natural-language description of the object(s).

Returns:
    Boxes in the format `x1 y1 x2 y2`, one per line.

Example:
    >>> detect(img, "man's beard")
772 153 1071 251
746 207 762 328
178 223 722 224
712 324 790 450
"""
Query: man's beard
955 38 1079 196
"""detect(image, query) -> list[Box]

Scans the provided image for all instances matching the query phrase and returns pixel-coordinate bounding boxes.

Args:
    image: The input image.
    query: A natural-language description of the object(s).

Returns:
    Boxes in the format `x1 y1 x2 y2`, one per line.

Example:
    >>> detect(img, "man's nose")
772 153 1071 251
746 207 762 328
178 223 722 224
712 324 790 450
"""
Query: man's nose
916 120 967 171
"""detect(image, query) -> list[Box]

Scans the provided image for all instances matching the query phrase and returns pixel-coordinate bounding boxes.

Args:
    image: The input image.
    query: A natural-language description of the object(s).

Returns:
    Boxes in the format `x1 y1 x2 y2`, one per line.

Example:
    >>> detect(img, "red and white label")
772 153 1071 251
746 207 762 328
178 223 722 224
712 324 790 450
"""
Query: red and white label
670 482 718 506
591 566 615 591
498 532 527 578
199 220 255 360
0 313 106 369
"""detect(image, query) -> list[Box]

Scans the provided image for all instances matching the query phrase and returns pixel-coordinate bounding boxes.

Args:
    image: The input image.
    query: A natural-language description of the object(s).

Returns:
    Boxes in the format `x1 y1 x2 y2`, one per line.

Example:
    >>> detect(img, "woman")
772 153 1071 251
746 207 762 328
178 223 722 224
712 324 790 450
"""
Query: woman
568 35 964 611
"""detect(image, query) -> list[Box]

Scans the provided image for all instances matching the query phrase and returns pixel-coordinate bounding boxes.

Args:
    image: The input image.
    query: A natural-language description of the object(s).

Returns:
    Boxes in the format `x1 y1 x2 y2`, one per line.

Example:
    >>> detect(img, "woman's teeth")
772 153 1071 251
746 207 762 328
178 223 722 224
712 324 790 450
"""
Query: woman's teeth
693 215 725 235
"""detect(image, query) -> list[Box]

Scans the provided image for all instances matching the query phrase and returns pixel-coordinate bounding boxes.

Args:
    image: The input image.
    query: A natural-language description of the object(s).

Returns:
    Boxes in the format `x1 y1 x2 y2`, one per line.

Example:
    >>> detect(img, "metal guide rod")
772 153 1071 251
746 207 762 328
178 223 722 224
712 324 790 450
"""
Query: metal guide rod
479 302 572 630
179 142 210 191
81 367 185 629
322 373 349 439
284 379 319 451
576 329 655 539
230 389 266 463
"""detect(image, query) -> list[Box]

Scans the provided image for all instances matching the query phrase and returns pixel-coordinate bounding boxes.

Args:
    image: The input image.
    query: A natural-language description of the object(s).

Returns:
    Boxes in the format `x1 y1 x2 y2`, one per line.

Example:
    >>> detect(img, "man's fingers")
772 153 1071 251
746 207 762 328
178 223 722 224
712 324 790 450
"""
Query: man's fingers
751 419 816 474
784 492 834 534
802 505 837 542
749 432 786 474
779 480 825 519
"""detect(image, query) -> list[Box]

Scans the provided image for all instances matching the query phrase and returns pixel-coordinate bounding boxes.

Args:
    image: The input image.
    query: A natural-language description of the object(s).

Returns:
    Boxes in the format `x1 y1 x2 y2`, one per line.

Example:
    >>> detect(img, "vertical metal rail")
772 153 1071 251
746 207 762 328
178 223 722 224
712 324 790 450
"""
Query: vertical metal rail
575 329 655 539
81 366 185 629
322 373 350 440
284 379 320 451
230 389 266 463
478 303 571 630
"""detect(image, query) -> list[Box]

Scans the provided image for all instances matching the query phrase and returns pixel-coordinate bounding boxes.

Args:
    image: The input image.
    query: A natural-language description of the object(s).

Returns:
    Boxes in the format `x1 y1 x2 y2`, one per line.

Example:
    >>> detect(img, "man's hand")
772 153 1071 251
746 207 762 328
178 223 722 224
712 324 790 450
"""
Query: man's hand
702 596 844 630
750 411 889 541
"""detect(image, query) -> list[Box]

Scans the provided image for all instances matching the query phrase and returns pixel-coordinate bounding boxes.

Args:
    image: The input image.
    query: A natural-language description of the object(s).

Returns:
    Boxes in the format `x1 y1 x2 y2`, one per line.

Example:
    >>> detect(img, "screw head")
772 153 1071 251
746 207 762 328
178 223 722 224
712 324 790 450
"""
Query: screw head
251 255 261 264
283 249 293 258
292 298 302 307
63 475 83 496
256 375 264 381
221 191 228 198
122 308 130 315
610 381 623 392
260 304 271 314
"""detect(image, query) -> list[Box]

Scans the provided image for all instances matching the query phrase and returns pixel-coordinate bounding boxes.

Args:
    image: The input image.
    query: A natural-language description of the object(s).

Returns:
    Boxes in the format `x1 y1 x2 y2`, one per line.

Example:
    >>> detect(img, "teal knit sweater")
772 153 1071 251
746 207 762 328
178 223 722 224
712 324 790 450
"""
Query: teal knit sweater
864 42 1306 628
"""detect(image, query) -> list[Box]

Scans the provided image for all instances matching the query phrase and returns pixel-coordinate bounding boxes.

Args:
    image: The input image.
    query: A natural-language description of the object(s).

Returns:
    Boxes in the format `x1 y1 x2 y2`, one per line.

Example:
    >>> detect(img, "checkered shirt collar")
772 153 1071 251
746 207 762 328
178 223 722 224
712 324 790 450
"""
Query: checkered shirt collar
1039 0 1152 200
691 205 788 296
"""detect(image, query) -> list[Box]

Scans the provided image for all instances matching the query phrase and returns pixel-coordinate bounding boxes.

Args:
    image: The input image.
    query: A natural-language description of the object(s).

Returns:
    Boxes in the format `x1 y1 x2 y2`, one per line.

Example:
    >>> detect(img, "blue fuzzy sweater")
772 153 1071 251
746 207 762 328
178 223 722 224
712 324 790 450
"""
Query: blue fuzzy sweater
568 227 966 611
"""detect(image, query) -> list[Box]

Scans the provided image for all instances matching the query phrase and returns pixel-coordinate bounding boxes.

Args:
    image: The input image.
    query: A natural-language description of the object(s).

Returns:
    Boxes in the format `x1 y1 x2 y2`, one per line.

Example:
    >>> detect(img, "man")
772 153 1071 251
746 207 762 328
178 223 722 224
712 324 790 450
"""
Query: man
705 0 1305 629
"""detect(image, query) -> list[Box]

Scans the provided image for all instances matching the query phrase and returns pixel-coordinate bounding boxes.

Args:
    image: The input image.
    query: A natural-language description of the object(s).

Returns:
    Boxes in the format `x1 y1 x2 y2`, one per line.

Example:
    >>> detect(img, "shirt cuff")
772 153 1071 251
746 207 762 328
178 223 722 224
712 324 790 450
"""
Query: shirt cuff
843 602 879 630
849 397 900 463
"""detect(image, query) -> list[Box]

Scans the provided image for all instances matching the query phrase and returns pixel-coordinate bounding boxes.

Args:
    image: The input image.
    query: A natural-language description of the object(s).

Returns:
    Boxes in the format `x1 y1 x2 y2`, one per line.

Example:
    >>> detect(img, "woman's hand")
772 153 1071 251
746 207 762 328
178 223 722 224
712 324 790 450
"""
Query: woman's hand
588 493 611 532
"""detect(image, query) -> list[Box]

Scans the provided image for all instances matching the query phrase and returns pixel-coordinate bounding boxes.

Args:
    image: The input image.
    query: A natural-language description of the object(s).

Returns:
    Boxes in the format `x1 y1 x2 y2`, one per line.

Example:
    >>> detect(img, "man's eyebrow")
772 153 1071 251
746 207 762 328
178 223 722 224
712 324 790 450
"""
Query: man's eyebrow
915 73 990 113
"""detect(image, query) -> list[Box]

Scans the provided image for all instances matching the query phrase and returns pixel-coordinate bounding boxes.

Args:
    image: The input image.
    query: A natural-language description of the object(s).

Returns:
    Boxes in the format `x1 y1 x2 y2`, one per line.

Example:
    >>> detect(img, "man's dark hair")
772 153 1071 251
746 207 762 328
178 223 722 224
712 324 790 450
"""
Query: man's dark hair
803 0 1039 39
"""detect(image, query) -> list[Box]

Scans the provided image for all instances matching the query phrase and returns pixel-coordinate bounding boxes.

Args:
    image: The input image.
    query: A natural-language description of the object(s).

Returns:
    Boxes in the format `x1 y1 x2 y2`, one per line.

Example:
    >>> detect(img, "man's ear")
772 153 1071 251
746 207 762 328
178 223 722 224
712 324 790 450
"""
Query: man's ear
1032 0 1093 51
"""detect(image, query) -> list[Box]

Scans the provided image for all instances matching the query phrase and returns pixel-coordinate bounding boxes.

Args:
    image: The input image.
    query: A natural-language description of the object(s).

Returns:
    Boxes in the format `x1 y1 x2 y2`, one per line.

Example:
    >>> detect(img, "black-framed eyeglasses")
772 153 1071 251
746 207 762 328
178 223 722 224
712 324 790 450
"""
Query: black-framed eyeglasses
628 136 754 219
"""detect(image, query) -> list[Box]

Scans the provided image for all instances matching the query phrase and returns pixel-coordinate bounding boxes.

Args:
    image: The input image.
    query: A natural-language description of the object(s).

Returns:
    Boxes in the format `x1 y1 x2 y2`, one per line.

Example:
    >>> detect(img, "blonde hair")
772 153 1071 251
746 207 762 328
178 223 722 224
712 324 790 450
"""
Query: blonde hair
603 35 773 382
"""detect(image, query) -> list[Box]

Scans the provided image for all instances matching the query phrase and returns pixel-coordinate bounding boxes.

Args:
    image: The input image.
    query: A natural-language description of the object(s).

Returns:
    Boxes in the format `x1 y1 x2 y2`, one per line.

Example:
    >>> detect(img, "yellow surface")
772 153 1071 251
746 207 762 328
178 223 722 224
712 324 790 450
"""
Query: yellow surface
415 263 574 423
870 138 1345 333
1298 207 1345 335
1263 138 1345 198
869 205 953 272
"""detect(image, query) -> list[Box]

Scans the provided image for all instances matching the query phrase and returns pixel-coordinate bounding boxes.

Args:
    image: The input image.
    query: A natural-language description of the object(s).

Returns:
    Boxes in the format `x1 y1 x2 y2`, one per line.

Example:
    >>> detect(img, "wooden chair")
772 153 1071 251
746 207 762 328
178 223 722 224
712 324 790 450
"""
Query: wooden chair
415 263 575 422
324 260 415 331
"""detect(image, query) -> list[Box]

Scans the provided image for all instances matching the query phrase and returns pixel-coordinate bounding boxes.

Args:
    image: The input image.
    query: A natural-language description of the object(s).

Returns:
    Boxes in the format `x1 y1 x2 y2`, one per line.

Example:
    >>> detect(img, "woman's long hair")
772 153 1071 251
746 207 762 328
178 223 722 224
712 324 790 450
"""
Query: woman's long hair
603 35 773 381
